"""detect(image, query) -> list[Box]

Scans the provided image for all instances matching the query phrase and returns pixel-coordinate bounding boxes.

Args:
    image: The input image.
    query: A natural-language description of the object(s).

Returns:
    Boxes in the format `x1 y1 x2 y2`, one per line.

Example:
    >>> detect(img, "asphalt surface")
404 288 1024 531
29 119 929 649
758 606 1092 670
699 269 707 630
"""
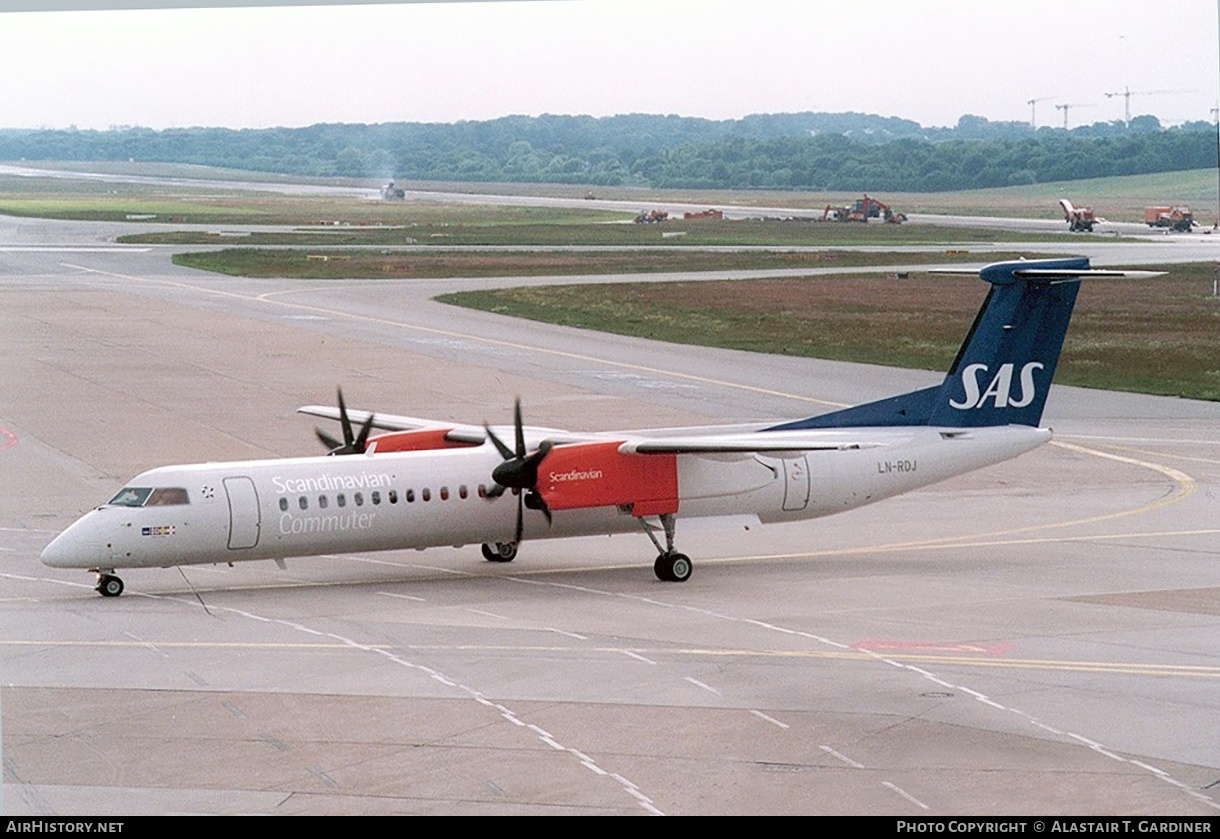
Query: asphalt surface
2 200 1219 815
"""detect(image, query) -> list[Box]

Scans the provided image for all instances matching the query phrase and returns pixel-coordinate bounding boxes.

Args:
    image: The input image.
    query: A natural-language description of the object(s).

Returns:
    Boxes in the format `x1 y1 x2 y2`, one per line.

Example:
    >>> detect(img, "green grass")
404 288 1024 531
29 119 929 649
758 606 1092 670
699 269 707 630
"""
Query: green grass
171 247 1040 280
6 161 1216 231
141 218 1093 248
437 264 1220 402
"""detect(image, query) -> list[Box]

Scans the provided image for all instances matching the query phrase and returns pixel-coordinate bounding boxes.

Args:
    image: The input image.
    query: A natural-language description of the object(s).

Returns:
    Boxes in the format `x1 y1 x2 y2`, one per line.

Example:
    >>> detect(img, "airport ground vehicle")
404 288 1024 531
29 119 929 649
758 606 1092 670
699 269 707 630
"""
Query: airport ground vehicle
823 195 906 223
1144 206 1194 232
1059 199 1098 232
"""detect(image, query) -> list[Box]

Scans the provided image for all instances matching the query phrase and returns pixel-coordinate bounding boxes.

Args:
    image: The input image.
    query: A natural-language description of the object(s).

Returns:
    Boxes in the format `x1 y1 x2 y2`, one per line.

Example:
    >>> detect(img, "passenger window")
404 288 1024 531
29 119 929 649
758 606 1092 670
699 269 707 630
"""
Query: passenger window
439 487 449 501
371 491 381 505
337 494 346 508
299 496 308 510
406 489 414 503
279 498 288 512
422 488 431 502
319 495 328 509
459 485 468 499
354 492 364 506
389 490 399 504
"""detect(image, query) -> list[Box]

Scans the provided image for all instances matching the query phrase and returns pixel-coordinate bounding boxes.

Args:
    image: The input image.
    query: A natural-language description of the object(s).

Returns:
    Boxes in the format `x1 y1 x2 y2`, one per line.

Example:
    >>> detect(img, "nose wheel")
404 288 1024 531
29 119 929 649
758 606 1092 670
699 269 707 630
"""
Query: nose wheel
95 572 124 598
481 542 518 563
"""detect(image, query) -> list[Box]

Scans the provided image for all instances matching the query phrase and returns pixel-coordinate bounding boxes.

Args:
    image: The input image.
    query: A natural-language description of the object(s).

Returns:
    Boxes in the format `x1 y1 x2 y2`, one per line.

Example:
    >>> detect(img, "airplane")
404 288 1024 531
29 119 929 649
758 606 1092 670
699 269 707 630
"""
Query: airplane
40 257 1160 597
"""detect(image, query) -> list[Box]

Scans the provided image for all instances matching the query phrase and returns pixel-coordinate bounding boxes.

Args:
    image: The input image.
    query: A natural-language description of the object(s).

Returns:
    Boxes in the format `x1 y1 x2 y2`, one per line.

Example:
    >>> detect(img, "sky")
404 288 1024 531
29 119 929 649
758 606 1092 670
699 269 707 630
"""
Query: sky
0 0 1216 131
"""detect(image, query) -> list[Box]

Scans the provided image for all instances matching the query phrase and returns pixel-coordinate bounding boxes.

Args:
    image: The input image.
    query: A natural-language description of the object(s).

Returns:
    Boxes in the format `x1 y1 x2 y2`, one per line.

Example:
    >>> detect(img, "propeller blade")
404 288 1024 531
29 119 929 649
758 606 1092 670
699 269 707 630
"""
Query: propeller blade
337 388 354 449
484 398 556 541
513 398 525 459
315 388 374 455
316 428 344 452
484 423 515 461
526 491 554 527
354 413 375 453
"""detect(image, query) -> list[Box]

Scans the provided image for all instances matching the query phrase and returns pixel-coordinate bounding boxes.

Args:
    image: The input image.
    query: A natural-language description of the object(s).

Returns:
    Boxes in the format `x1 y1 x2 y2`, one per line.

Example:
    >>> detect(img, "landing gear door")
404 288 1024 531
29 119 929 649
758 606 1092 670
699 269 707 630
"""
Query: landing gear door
223 476 261 550
782 455 810 511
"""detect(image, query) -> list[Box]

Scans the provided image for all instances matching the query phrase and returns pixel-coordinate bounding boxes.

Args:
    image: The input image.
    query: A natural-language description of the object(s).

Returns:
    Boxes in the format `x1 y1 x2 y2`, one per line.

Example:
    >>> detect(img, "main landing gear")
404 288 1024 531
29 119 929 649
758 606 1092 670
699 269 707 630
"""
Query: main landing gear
95 570 124 597
481 542 518 563
653 551 692 583
642 513 692 583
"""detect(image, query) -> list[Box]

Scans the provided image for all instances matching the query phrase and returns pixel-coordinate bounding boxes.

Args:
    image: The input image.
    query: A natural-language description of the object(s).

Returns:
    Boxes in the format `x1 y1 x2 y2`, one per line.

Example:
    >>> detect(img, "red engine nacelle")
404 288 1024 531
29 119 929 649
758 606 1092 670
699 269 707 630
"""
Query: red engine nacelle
536 442 678 516
368 428 479 453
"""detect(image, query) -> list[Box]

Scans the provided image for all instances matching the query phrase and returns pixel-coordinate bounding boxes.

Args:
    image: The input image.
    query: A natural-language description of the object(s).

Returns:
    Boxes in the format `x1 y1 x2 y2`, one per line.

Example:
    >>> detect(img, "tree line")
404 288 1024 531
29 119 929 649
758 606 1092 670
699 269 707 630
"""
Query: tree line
0 112 1214 192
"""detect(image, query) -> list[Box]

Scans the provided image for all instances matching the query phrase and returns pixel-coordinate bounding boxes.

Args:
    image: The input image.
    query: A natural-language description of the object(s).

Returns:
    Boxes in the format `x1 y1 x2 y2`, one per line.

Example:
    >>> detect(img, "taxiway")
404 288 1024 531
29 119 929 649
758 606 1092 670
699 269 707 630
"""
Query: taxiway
1 209 1219 815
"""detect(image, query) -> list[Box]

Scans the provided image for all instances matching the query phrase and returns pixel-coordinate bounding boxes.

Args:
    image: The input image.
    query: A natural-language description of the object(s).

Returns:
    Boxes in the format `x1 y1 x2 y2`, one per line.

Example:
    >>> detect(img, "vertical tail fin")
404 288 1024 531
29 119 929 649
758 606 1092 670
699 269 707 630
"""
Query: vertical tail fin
773 258 1161 431
926 257 1085 427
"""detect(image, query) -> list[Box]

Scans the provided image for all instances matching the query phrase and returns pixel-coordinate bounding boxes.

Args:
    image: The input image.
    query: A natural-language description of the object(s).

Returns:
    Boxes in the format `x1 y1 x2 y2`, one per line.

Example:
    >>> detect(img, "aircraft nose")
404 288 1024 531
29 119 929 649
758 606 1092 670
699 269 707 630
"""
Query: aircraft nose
40 514 100 569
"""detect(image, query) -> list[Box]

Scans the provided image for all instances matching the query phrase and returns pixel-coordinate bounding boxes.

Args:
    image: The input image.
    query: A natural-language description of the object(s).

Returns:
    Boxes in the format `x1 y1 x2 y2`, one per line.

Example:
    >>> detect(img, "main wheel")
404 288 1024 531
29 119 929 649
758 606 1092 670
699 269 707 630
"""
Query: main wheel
481 542 518 563
653 553 673 581
96 574 124 598
653 552 692 583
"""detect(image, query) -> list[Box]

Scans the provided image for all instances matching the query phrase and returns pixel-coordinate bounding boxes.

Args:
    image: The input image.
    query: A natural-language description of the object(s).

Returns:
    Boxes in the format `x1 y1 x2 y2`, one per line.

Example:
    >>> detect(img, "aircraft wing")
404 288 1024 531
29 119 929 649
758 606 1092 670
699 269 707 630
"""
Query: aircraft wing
617 431 887 456
299 404 484 440
298 404 597 447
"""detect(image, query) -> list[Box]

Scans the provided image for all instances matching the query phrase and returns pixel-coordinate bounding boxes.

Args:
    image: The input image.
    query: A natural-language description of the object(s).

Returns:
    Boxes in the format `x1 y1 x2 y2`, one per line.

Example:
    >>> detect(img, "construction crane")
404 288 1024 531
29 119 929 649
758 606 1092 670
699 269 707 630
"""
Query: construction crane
1054 103 1094 130
1104 86 1195 125
1027 96 1057 129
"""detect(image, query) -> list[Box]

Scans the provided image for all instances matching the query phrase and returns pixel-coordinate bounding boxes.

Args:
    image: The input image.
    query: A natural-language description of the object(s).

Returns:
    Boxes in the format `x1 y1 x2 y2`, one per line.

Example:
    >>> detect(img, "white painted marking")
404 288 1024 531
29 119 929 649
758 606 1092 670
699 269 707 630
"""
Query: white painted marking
750 710 789 729
1132 760 1170 777
883 781 929 810
621 650 656 665
685 677 721 696
820 745 864 769
122 631 166 658
131 587 662 815
467 608 507 620
544 628 587 640
378 591 426 602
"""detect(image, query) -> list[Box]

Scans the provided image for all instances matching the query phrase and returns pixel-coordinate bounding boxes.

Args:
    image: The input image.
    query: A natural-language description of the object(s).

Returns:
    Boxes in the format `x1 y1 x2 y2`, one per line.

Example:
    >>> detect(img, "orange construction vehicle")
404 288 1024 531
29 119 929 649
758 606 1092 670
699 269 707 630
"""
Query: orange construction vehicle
823 194 906 224
1144 206 1194 232
634 210 669 224
1058 199 1098 232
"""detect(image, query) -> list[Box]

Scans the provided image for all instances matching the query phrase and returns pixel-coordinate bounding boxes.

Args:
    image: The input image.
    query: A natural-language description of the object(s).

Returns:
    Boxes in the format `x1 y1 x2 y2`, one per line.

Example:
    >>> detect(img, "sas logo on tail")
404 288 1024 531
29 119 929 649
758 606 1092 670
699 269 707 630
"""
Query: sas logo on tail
949 362 1044 410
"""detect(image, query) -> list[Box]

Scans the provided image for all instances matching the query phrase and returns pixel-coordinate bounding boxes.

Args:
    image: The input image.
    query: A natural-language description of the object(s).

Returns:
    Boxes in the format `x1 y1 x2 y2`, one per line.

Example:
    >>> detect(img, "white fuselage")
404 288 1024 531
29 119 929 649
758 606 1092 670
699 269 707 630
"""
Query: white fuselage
41 425 1049 573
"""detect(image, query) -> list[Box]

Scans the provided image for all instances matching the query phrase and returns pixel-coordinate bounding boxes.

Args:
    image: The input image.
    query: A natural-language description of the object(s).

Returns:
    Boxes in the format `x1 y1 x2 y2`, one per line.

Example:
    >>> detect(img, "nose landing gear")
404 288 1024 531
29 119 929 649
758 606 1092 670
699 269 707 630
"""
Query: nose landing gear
481 542 518 563
95 571 124 597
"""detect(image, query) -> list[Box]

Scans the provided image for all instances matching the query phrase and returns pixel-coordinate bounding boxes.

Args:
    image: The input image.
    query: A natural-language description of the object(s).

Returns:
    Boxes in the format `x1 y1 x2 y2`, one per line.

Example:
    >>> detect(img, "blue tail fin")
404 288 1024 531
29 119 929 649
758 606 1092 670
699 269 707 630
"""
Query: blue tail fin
771 257 1094 431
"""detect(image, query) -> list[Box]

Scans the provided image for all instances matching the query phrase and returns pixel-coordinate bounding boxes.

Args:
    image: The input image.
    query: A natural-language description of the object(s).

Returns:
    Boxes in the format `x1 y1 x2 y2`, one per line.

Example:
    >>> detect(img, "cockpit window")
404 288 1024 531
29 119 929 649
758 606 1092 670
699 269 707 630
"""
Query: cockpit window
108 487 189 507
109 487 152 507
147 487 190 506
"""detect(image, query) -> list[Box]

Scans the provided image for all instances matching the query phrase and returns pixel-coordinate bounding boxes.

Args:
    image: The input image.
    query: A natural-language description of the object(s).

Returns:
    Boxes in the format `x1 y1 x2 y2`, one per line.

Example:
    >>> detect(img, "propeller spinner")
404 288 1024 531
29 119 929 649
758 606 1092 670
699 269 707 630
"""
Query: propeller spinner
483 398 554 543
